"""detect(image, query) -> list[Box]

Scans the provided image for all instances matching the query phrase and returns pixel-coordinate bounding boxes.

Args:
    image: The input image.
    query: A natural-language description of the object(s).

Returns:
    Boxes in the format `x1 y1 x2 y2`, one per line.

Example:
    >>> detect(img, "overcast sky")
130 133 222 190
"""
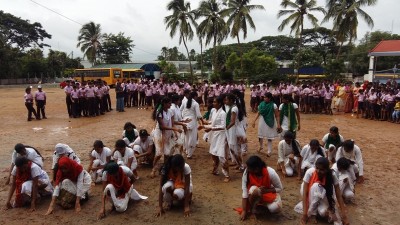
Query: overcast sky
1 0 399 63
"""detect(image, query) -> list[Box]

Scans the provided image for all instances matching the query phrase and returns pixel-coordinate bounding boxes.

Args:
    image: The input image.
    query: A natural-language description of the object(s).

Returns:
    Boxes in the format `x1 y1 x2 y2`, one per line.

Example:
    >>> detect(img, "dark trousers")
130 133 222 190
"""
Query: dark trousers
139 91 145 106
79 98 87 116
71 98 80 117
105 94 112 110
36 100 46 118
131 91 138 106
25 102 38 120
87 97 96 116
66 95 72 117
124 92 130 107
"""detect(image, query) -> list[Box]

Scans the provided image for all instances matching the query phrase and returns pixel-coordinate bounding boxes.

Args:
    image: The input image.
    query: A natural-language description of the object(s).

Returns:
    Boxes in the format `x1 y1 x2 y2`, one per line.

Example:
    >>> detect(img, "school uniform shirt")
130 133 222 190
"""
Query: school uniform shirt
132 136 154 152
241 167 283 198
113 147 137 168
145 88 153 96
12 147 43 168
300 145 325 170
357 93 365 102
35 91 46 101
277 140 295 163
324 91 333 100
24 93 34 103
71 89 79 99
101 165 133 182
90 147 112 165
335 145 364 176
163 163 193 188
85 87 96 98
79 88 86 98
64 86 73 95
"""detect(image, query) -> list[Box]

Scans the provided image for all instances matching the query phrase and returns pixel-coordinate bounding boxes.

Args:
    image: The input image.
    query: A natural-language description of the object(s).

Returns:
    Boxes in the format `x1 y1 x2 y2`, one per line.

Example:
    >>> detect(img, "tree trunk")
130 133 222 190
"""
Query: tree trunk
296 24 304 82
213 36 217 74
182 35 194 83
200 38 204 80
336 42 343 60
236 35 243 79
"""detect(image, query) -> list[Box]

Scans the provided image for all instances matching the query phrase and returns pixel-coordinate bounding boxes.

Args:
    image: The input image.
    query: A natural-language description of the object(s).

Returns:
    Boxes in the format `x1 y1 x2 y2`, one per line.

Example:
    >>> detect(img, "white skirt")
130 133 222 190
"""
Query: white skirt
258 116 278 139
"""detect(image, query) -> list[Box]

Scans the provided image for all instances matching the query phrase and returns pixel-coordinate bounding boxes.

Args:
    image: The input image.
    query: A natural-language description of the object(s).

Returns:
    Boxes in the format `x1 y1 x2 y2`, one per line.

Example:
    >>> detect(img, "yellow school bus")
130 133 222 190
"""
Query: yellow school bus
122 68 145 82
74 68 123 87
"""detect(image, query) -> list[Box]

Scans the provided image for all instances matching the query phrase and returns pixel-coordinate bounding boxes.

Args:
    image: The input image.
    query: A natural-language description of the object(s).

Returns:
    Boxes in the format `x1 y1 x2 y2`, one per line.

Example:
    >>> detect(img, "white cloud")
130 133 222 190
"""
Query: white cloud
1 0 398 62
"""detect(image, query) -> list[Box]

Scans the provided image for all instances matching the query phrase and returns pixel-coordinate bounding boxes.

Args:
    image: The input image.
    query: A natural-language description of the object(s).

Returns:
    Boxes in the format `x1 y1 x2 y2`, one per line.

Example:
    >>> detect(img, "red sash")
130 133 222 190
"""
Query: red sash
15 161 32 207
107 167 131 198
247 167 277 203
306 170 326 209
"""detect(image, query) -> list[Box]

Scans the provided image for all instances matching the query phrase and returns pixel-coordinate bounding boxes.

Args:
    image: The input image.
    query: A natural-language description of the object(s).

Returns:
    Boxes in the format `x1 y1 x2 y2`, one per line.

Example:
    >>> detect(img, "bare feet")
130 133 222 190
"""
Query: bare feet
223 177 231 182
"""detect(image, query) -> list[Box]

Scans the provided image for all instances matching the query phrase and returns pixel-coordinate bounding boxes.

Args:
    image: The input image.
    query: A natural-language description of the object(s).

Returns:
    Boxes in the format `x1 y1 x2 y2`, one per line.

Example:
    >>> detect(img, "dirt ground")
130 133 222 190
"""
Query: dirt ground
0 85 399 225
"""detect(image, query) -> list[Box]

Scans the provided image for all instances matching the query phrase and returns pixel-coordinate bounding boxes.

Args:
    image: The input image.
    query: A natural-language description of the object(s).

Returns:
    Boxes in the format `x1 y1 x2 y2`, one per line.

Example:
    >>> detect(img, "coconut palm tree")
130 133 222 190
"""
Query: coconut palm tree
220 0 265 75
165 0 197 80
197 0 229 74
324 0 377 58
77 21 104 65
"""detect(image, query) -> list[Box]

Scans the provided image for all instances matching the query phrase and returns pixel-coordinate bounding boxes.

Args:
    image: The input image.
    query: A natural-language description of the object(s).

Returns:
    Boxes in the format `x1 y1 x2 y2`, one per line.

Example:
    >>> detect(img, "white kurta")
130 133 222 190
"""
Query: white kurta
300 145 325 170
180 99 201 157
206 108 227 158
257 104 279 139
335 145 364 176
225 105 240 152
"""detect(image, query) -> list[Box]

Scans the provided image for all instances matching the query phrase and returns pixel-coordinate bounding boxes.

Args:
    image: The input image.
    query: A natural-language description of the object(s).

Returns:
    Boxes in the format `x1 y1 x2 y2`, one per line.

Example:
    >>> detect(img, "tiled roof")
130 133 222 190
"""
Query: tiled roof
369 40 400 56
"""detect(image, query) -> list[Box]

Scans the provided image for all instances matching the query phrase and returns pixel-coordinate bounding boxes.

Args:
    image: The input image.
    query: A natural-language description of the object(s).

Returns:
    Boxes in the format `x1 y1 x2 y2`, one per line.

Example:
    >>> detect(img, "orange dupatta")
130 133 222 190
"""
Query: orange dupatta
247 167 277 203
168 170 185 189
306 170 326 210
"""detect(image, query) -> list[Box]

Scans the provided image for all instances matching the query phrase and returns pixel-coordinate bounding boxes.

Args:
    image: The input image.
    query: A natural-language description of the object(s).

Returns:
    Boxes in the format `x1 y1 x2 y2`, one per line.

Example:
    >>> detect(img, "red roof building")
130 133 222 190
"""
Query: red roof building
369 40 400 56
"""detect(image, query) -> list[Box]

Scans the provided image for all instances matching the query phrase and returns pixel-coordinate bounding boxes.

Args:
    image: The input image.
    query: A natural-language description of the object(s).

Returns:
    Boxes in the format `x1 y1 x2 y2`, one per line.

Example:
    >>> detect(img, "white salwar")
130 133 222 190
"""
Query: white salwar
277 140 300 177
180 100 201 157
331 164 357 201
53 170 91 199
103 184 148 212
170 103 185 155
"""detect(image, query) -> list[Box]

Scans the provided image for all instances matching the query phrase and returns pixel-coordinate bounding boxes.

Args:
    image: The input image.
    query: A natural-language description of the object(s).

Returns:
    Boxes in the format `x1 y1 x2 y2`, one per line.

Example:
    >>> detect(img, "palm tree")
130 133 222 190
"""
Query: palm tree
161 47 169 60
165 0 197 81
324 0 377 58
197 0 229 74
277 0 325 75
221 0 265 76
77 22 104 65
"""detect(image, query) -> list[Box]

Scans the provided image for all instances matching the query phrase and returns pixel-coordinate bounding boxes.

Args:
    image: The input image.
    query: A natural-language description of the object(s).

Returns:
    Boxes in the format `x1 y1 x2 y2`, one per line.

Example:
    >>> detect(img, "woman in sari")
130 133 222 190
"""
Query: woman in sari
344 83 354 113
252 92 281 157
45 157 91 215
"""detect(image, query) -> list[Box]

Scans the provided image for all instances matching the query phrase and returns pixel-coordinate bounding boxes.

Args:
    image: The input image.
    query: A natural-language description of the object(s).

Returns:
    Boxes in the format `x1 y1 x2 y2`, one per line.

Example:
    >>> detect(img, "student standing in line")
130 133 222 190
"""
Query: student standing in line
24 87 39 121
34 85 47 119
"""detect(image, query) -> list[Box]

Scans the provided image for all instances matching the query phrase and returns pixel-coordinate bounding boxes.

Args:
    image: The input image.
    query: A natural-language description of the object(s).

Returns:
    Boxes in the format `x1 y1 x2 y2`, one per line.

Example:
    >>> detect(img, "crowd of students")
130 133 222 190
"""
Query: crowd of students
11 77 375 224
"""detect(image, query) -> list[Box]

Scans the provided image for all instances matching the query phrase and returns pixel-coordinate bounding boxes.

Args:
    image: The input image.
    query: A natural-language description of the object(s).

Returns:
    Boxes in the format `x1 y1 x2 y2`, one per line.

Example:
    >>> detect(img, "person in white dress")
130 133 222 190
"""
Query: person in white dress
332 158 356 203
180 91 202 159
224 93 246 171
151 97 183 178
4 157 52 211
296 157 349 225
87 140 112 183
252 92 282 157
155 154 192 217
321 126 344 163
131 129 155 165
335 140 364 184
6 143 43 185
112 139 139 179
277 131 301 177
98 162 147 219
170 94 190 155
122 122 139 147
240 156 283 221
298 139 326 179
200 96 230 182
279 94 301 139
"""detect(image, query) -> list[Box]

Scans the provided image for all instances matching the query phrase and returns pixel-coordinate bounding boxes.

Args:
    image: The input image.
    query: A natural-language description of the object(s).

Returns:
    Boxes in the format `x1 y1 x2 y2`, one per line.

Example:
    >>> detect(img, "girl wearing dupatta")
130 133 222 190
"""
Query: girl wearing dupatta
4 157 52 211
98 162 147 219
279 94 301 139
252 92 281 157
155 154 192 217
239 156 283 221
45 157 91 215
321 126 344 164
296 157 349 225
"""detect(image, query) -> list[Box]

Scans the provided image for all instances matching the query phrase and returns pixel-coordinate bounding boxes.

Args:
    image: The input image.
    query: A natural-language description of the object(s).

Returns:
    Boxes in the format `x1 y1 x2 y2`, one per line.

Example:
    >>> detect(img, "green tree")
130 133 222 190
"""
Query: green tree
294 47 321 67
0 10 51 49
196 0 229 73
221 0 265 75
250 35 299 60
77 21 104 65
101 32 134 64
302 27 336 65
165 0 197 81
325 58 346 80
324 0 377 58
22 48 46 80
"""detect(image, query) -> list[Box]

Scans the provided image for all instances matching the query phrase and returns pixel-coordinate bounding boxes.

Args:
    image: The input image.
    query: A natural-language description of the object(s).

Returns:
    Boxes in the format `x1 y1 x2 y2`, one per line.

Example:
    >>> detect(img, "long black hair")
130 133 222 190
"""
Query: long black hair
186 91 197 109
14 143 43 158
161 154 185 185
245 155 267 187
315 157 335 211
309 139 325 157
225 93 244 121
152 97 171 121
284 131 300 156
232 89 247 118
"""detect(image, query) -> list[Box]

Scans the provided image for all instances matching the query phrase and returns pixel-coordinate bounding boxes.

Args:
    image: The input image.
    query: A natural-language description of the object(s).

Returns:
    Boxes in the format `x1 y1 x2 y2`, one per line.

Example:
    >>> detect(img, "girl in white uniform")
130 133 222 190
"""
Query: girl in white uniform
332 158 356 203
200 96 230 182
277 131 301 177
151 97 183 178
335 140 364 184
224 94 244 171
180 91 202 159
252 93 281 157
87 140 112 183
112 139 139 179
299 139 325 179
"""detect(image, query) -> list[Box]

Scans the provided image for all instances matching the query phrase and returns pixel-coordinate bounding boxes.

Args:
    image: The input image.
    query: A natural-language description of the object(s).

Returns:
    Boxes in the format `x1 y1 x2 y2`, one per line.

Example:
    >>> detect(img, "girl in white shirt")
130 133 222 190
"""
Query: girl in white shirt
112 139 138 179
299 139 325 179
